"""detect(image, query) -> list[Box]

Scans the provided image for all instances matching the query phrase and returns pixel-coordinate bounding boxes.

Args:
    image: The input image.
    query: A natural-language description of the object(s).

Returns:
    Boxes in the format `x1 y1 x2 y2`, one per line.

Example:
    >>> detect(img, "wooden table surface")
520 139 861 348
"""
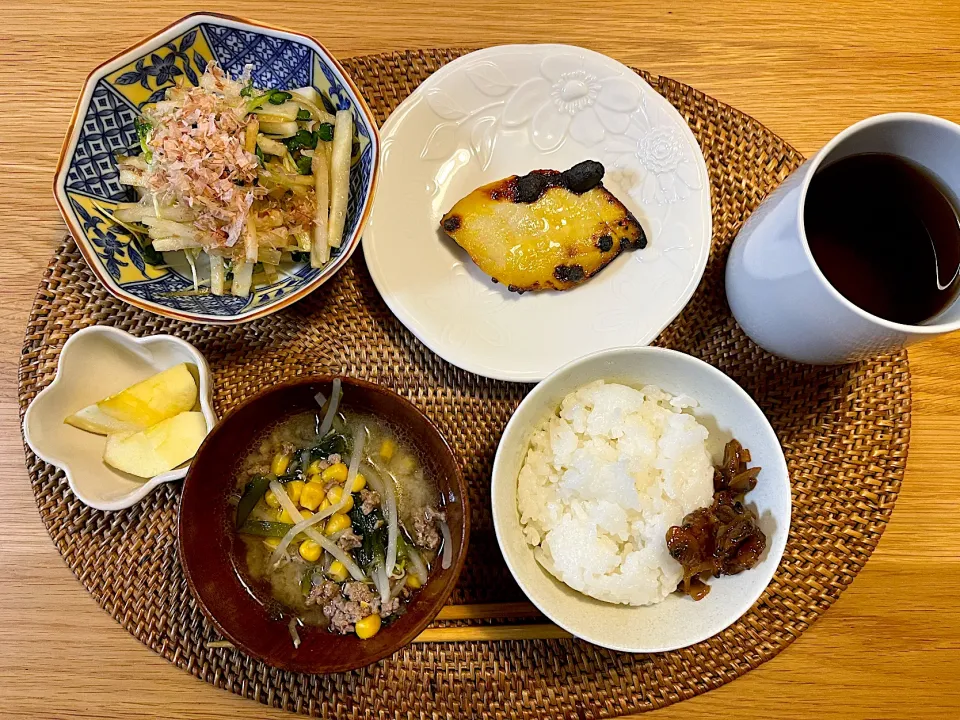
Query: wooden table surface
2 1 959 717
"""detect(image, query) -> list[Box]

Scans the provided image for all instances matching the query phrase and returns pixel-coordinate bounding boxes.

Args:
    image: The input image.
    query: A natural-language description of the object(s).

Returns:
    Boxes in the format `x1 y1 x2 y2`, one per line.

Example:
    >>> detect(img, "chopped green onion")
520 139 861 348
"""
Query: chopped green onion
269 90 292 105
244 91 273 113
295 154 312 175
283 129 319 152
240 83 255 98
134 116 153 163
316 122 334 142
296 108 311 121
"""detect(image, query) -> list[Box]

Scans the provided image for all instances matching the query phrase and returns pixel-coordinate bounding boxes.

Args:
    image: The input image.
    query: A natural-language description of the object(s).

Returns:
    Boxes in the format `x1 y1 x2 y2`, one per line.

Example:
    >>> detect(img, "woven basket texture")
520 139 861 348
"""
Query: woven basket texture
18 48 910 718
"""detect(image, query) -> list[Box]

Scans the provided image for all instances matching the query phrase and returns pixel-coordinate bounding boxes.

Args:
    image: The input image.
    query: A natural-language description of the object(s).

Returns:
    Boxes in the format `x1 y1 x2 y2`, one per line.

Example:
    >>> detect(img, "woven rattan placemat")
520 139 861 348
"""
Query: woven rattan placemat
18 49 910 718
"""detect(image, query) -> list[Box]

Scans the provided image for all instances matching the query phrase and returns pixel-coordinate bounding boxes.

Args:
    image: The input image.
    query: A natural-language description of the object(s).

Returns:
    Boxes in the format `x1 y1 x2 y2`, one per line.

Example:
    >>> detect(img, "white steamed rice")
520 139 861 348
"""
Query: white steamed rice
517 380 713 606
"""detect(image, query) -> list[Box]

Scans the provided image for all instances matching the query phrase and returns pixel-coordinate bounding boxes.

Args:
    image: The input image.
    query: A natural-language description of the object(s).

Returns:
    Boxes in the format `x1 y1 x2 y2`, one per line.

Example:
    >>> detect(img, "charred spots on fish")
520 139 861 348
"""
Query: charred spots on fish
559 160 605 194
620 222 648 251
515 171 553 204
507 283 526 294
596 235 614 252
489 178 518 201
510 162 605 204
554 264 585 283
442 215 461 233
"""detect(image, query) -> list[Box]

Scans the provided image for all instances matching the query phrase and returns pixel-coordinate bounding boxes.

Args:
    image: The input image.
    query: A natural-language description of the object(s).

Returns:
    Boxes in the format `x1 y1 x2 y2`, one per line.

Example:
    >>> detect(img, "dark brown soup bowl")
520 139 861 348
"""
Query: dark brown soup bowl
178 376 469 673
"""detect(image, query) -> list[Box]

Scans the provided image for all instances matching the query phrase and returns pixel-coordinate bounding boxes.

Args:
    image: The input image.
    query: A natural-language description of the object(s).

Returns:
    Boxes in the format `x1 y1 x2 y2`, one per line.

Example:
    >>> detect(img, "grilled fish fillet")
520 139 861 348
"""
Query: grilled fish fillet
440 161 647 292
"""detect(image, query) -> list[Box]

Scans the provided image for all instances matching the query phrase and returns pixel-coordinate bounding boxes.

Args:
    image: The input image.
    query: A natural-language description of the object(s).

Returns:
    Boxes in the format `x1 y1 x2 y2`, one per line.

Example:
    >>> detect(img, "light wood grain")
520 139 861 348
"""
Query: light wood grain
1 1 960 718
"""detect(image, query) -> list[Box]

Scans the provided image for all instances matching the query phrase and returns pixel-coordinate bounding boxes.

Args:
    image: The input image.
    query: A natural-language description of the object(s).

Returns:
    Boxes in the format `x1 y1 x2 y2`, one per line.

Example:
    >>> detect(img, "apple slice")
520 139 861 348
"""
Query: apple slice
64 363 199 435
103 411 208 478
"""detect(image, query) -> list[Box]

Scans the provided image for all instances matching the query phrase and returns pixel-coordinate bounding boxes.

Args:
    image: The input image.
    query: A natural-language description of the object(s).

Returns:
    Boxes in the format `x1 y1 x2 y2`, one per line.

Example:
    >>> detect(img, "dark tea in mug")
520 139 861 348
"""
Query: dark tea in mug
804 153 960 325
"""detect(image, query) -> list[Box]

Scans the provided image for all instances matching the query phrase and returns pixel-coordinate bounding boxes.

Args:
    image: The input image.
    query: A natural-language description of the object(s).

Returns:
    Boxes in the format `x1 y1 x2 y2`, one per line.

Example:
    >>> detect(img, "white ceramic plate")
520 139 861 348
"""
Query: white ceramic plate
364 45 711 382
22 326 217 511
491 347 790 652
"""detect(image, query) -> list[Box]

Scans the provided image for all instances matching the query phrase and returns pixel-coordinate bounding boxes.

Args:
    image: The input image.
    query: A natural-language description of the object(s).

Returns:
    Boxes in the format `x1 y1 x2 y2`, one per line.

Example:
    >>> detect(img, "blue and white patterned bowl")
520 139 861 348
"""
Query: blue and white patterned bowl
54 13 380 324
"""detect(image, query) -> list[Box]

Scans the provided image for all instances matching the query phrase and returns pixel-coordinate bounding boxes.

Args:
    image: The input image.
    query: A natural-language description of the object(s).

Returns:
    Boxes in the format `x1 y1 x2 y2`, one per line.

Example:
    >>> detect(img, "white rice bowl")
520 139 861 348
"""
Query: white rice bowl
516 380 714 606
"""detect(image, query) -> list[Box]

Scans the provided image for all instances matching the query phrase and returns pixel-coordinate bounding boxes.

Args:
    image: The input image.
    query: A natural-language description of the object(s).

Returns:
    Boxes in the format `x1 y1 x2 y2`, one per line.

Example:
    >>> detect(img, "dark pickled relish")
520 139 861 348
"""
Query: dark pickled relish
665 439 767 600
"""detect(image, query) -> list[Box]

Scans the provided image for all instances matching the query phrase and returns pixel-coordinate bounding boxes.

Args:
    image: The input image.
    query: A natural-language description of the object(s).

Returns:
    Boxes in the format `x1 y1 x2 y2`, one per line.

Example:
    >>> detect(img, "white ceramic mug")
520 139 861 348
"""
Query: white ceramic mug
726 113 960 364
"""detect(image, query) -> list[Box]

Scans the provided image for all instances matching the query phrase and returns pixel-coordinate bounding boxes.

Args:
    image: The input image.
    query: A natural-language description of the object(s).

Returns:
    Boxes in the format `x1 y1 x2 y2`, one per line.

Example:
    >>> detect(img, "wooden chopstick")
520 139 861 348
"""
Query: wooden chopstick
434 602 543 620
414 625 572 643
413 603 572 643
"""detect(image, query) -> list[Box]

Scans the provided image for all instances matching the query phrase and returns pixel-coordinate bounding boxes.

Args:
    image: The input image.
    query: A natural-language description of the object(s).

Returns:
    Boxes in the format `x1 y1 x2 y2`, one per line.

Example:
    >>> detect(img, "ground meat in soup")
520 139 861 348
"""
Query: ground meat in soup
360 489 381 515
413 507 446 550
336 527 362 551
305 580 340 607
323 596 366 634
344 581 378 607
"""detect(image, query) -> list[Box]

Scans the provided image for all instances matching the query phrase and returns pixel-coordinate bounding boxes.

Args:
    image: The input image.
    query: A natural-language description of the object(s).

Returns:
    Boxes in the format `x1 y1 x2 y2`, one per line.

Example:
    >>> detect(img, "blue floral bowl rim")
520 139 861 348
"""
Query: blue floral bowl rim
53 12 381 325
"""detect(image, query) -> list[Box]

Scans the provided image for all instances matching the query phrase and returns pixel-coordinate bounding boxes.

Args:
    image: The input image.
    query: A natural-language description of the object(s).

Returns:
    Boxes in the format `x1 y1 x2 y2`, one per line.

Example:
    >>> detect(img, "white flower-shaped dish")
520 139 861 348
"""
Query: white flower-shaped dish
491 347 790 652
364 45 712 382
22 326 217 511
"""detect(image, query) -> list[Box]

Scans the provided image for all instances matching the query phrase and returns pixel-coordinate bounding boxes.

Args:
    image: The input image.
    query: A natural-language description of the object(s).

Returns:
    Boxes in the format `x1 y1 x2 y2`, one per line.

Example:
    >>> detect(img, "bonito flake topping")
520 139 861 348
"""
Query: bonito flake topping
114 60 354 299
144 63 262 248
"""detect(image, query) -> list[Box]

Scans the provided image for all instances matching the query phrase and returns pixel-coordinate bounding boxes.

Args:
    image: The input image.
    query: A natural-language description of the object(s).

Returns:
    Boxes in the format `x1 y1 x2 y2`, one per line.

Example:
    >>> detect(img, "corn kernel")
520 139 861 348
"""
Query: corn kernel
325 486 355 513
355 613 381 639
263 537 282 549
271 452 291 476
327 560 348 582
318 498 331 512
350 473 367 492
299 481 325 511
286 480 305 505
278 508 295 524
405 573 423 589
325 512 351 535
298 540 322 562
336 491 355 513
379 439 397 461
264 490 281 508
321 462 348 483
307 459 324 475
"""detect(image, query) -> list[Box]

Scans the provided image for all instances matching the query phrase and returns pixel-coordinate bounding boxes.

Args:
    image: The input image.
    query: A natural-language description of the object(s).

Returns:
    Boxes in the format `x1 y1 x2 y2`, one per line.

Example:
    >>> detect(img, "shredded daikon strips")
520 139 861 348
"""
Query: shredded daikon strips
361 462 399 575
440 520 453 569
317 378 341 438
327 110 352 249
390 576 408 599
406 545 429 585
375 564 390 606
288 618 301 649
